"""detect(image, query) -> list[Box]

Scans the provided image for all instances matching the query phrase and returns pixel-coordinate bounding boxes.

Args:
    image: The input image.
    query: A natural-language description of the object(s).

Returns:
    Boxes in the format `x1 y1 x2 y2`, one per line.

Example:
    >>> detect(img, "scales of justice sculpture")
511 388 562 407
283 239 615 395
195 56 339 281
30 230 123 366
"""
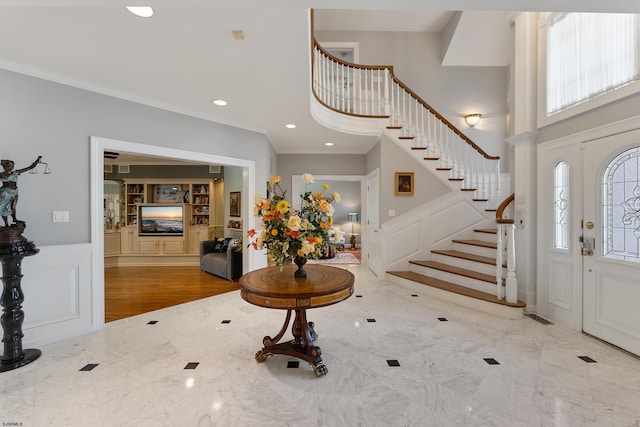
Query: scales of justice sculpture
0 155 47 372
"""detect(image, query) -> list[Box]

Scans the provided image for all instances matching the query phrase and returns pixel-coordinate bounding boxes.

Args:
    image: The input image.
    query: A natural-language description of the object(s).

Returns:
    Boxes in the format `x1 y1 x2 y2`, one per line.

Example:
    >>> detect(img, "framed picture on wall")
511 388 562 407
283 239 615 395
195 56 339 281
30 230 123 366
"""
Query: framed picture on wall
230 191 241 217
395 172 414 196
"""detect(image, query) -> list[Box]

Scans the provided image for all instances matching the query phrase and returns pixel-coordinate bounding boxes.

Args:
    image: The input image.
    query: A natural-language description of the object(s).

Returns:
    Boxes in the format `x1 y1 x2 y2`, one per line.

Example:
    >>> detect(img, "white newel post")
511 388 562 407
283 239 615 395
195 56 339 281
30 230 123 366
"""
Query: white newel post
496 223 505 300
505 222 518 303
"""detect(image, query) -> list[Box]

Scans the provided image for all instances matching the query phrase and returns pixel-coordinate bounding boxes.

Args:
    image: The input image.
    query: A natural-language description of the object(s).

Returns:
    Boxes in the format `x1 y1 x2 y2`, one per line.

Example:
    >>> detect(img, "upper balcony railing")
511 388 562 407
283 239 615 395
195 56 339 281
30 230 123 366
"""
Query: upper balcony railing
311 39 501 202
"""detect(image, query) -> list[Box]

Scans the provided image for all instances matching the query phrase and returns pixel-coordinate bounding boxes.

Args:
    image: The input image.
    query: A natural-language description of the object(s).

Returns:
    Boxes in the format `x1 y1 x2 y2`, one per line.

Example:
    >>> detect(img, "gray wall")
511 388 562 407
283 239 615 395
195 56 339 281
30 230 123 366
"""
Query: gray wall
378 135 451 222
276 153 366 197
0 68 272 246
316 30 509 170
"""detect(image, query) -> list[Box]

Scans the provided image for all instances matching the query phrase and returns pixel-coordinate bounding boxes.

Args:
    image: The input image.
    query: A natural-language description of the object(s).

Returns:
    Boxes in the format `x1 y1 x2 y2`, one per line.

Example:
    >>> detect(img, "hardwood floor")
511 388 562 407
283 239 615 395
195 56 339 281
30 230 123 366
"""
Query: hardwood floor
104 266 240 322
105 252 362 322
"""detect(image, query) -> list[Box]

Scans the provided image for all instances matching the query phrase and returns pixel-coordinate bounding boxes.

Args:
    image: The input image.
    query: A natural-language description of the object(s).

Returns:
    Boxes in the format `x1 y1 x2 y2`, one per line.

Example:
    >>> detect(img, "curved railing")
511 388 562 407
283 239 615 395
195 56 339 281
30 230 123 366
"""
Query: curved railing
495 193 518 303
311 38 501 202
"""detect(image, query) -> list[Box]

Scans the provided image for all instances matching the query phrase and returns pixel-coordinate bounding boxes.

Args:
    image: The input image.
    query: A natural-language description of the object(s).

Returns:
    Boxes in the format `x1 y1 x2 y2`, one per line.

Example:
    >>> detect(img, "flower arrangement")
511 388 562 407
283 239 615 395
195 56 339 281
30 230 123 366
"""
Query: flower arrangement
247 173 341 268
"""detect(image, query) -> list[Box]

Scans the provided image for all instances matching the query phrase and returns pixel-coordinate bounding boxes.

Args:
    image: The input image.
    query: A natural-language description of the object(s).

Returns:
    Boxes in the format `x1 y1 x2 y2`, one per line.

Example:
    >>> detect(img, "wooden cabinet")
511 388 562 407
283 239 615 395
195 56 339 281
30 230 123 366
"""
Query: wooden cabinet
104 232 121 256
187 226 209 254
120 227 136 253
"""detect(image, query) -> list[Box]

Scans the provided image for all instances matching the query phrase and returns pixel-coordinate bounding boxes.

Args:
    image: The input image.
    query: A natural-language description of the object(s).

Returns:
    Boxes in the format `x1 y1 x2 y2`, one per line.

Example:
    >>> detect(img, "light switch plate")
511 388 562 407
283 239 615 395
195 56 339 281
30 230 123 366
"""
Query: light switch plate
388 210 396 217
52 211 69 223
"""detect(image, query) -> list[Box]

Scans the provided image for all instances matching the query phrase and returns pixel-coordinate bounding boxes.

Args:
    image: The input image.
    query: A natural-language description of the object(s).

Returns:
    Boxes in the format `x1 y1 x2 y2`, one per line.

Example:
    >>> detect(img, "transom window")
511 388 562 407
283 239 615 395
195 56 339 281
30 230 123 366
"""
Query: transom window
540 13 640 124
603 147 640 261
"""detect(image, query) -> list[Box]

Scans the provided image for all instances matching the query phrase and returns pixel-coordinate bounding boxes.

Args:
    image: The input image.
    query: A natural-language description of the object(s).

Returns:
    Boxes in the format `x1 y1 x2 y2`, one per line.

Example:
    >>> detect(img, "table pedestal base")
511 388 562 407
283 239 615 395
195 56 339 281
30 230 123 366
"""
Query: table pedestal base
255 308 327 377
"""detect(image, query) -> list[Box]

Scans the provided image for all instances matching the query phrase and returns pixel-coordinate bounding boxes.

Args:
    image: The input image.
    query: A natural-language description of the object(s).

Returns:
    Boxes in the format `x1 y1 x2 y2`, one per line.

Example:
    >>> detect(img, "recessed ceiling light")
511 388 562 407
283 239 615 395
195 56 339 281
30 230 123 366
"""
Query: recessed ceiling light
212 99 228 106
285 124 296 129
126 7 154 18
325 142 334 146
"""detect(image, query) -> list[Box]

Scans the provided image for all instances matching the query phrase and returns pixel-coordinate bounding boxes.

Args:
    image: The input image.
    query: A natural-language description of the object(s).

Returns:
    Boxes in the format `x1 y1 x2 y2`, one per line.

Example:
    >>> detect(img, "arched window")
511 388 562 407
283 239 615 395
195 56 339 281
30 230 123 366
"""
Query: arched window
603 147 640 261
554 161 570 249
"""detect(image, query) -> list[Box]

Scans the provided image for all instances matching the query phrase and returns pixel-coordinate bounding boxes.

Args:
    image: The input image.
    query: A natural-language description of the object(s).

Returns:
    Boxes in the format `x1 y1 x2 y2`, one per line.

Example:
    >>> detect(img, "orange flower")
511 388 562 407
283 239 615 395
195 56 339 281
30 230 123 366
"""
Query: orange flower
247 228 257 238
271 229 279 236
284 229 301 239
319 199 330 212
270 175 281 186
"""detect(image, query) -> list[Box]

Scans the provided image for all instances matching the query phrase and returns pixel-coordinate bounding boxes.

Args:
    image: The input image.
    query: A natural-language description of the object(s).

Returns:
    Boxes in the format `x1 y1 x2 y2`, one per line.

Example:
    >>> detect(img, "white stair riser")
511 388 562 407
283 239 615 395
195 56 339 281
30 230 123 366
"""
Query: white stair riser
409 264 499 295
431 252 498 276
451 242 496 257
473 232 497 244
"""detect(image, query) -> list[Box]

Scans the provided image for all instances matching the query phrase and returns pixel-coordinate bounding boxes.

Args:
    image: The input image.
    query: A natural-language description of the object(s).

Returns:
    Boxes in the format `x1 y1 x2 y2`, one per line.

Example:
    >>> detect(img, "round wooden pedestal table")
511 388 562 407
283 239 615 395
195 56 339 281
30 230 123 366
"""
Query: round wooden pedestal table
239 264 354 377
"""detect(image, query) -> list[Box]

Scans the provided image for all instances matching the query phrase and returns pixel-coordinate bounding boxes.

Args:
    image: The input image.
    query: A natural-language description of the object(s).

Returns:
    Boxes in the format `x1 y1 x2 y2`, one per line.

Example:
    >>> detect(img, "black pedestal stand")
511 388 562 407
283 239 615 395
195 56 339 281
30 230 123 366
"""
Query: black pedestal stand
0 223 40 372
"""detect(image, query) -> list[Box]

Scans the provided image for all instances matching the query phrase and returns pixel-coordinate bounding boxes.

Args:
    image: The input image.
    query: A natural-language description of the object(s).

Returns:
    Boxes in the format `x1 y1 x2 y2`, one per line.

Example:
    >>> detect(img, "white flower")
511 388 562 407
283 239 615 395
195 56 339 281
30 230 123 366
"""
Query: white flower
302 173 315 183
302 241 315 255
327 204 335 216
287 214 301 231
332 192 341 202
257 230 266 250
254 193 263 204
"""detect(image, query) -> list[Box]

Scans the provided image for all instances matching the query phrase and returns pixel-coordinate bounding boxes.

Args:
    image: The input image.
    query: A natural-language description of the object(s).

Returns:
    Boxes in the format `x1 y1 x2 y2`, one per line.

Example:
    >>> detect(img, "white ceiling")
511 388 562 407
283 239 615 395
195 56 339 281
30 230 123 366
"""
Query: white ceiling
1 1 639 162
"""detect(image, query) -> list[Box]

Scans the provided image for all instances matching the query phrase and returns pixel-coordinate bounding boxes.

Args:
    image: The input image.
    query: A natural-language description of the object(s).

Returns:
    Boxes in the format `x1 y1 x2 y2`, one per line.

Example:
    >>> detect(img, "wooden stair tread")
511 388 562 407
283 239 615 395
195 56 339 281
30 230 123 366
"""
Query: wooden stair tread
410 260 502 284
431 249 496 265
460 188 476 192
424 157 439 160
474 228 497 234
399 136 415 140
387 271 525 308
452 239 497 249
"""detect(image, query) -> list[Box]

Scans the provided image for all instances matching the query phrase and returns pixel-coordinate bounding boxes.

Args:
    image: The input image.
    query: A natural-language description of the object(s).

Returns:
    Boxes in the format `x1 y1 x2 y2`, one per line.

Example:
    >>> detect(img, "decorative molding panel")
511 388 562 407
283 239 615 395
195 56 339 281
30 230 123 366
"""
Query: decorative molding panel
20 244 93 347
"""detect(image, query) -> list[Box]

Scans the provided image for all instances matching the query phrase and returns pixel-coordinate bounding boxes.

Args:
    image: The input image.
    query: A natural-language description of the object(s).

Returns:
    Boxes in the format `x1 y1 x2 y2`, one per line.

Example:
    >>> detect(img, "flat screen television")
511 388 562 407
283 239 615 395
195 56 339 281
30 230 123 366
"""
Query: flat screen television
138 204 184 236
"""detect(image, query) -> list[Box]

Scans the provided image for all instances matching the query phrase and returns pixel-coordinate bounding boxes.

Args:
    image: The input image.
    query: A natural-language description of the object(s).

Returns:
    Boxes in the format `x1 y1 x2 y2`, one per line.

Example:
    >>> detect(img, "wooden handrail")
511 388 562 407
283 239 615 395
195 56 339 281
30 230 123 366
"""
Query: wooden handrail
496 193 515 223
311 38 500 161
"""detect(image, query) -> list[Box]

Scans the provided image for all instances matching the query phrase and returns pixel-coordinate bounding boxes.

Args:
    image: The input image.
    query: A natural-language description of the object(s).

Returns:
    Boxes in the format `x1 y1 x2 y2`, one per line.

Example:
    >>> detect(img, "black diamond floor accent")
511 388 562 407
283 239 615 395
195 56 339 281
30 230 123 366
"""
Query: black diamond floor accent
147 320 158 325
411 294 419 297
221 320 231 324
483 358 500 365
184 362 199 370
578 356 597 363
367 318 376 323
79 363 99 371
387 360 400 367
524 313 554 325
438 317 448 322
287 361 299 369
355 295 363 298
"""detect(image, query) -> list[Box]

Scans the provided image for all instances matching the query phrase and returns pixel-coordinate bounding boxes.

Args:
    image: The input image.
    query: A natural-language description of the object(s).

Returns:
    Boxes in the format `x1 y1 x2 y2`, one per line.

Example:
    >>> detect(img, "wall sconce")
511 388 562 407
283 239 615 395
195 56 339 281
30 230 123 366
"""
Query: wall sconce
464 113 482 127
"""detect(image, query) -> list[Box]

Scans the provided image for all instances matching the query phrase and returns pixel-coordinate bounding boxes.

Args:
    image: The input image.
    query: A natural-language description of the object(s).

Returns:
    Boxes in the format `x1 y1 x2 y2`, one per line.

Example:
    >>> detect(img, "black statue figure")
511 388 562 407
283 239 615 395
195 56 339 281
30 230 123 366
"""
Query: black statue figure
0 156 42 227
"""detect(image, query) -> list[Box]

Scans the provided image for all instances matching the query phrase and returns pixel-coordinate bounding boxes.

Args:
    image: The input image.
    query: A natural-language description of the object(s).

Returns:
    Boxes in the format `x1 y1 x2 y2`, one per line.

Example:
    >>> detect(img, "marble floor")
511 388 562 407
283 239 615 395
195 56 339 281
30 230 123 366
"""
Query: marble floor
3 266 640 426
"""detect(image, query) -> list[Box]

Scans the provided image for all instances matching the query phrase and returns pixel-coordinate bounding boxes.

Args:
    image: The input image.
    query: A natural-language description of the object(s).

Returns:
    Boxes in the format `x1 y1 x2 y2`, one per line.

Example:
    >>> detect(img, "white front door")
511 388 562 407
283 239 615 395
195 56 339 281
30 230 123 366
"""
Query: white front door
366 169 380 276
582 130 640 356
537 140 584 329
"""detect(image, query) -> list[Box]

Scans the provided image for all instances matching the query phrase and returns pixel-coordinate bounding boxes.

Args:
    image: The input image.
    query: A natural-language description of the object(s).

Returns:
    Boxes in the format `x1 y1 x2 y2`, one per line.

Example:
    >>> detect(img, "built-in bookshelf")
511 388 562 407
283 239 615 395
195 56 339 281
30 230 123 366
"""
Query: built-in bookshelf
123 180 213 227
125 183 145 226
191 182 210 226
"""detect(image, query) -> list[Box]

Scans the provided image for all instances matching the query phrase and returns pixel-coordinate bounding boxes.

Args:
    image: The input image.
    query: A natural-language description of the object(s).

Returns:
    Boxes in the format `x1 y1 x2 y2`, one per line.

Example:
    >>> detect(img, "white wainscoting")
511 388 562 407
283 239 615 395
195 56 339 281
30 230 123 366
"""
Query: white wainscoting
17 244 94 348
379 192 491 275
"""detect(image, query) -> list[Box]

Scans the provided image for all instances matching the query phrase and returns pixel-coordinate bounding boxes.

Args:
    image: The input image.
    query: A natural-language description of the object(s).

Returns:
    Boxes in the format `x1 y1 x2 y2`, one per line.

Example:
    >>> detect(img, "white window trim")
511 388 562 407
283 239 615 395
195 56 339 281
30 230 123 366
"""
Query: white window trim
537 13 640 128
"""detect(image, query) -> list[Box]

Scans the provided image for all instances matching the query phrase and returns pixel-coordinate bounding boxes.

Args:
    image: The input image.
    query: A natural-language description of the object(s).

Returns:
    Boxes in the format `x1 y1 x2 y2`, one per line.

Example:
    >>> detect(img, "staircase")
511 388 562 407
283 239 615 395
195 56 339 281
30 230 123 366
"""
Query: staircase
387 228 525 319
309 29 525 318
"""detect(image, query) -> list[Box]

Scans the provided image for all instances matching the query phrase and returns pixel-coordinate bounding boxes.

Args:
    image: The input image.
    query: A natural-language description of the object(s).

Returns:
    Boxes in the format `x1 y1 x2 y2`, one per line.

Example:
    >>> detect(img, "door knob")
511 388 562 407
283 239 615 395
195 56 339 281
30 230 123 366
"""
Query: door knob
586 221 594 229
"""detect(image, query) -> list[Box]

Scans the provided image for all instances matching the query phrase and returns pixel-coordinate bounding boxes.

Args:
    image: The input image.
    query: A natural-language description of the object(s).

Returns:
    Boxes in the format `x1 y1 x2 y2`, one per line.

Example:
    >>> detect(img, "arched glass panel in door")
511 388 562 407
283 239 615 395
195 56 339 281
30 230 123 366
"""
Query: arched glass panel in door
554 161 570 249
603 147 640 261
